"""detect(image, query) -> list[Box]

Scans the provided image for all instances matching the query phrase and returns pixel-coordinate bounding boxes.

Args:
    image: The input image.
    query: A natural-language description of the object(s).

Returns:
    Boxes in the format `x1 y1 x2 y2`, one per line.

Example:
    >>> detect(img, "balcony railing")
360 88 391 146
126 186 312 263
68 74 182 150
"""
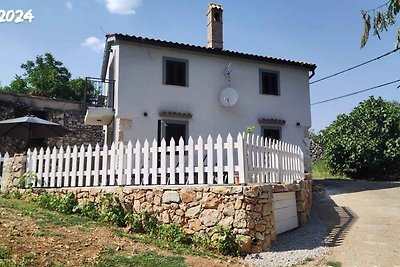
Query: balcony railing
84 77 115 109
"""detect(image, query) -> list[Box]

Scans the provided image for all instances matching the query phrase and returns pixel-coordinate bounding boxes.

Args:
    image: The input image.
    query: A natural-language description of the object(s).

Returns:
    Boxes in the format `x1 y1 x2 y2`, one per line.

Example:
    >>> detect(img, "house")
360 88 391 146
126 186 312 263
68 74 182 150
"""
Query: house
85 3 316 170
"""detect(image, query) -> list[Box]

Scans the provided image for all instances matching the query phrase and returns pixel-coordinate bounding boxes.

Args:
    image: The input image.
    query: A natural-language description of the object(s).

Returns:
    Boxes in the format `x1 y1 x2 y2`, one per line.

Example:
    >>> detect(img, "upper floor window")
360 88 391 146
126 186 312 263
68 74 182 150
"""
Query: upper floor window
259 70 279 95
163 57 188 87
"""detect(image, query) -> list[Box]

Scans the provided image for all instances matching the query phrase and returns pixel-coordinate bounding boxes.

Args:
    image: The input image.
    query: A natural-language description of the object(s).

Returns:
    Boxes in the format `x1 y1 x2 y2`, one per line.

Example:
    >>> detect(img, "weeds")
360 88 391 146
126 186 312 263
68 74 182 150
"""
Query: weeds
212 225 239 256
0 246 11 260
12 191 240 256
327 261 342 267
94 248 187 267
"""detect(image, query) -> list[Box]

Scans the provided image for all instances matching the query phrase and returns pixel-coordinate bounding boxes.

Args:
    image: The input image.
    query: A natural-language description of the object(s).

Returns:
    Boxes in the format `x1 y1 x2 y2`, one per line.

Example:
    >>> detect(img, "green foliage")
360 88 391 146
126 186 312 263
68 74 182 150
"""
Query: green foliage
157 223 193 245
212 226 239 256
0 246 11 260
312 160 345 179
36 192 77 214
124 211 158 235
75 202 100 221
95 248 187 267
0 53 97 102
18 172 37 189
19 191 239 256
246 126 255 133
361 0 400 48
9 189 22 200
327 261 342 267
319 97 400 180
98 194 126 227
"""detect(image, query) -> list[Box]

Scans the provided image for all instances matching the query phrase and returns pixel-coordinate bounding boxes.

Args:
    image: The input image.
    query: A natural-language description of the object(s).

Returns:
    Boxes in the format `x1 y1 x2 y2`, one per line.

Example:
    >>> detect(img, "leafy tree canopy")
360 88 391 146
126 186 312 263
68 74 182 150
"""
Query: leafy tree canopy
361 0 400 48
319 96 400 180
1 53 95 102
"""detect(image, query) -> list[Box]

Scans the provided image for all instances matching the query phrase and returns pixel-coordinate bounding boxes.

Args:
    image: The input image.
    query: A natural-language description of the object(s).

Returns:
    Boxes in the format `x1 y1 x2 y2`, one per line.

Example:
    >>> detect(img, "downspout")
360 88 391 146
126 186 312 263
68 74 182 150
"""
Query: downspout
309 69 315 80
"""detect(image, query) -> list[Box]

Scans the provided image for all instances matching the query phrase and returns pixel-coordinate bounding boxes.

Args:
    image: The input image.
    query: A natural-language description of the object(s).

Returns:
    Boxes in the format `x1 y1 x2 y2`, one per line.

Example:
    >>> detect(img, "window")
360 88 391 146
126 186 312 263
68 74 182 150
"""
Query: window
158 120 188 146
163 57 188 86
260 70 279 95
261 126 281 140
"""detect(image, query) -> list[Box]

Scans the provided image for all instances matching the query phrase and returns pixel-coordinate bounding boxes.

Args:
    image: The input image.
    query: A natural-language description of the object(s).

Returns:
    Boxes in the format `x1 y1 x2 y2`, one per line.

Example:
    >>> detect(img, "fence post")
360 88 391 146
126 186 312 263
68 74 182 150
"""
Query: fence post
237 133 248 184
0 153 26 193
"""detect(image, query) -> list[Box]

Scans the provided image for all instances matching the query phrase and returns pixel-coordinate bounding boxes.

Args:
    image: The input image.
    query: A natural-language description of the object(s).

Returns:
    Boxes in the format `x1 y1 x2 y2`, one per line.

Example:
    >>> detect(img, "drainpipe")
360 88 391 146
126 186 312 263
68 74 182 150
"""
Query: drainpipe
309 69 315 80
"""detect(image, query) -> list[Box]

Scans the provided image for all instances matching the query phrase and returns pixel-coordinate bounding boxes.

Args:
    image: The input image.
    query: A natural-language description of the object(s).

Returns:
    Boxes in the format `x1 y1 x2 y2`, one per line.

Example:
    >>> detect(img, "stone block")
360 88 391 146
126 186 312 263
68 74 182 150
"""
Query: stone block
162 191 181 204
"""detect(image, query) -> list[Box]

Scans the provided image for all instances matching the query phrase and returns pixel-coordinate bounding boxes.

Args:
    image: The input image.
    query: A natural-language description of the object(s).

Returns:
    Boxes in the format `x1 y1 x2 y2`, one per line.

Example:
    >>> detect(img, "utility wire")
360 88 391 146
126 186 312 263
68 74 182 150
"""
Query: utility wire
310 48 399 85
311 78 400 106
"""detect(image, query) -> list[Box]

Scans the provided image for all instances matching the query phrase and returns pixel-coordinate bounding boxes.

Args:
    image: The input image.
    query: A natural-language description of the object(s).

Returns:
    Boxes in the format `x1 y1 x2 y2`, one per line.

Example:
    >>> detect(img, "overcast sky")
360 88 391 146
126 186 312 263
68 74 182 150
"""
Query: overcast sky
0 0 398 131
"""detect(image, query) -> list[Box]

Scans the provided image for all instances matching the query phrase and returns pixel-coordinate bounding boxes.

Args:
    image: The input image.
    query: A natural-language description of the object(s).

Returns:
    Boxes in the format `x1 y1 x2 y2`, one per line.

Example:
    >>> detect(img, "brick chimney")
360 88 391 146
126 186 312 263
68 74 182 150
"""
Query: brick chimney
207 3 223 49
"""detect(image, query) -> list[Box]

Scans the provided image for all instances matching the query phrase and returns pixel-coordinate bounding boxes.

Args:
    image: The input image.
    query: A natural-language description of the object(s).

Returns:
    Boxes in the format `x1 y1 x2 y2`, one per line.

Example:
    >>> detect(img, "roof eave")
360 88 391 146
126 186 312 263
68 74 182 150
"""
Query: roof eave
110 33 316 71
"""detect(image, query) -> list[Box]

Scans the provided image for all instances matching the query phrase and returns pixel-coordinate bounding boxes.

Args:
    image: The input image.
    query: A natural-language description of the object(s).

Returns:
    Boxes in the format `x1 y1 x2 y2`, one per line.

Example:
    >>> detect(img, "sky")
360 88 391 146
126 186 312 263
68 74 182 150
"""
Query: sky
0 0 398 131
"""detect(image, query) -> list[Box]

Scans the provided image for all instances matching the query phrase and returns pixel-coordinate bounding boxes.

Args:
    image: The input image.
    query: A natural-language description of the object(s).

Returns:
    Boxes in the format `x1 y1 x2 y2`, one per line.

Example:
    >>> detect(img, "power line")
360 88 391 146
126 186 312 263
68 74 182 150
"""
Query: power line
310 48 399 85
311 78 400 106
364 1 390 13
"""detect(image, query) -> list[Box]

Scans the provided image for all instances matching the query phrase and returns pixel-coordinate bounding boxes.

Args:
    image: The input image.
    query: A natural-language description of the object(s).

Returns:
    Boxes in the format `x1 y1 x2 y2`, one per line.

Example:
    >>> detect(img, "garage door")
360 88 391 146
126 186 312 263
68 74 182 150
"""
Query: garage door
273 192 299 234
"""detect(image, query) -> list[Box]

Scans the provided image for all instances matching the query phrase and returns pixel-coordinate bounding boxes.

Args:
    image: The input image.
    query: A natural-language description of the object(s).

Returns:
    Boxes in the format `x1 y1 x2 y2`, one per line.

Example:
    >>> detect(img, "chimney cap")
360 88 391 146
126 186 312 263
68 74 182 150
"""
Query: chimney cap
208 3 223 10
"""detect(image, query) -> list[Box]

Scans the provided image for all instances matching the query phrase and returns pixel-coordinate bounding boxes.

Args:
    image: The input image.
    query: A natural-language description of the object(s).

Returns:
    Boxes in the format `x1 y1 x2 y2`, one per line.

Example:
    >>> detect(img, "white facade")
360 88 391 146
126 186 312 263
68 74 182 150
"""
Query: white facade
100 37 314 168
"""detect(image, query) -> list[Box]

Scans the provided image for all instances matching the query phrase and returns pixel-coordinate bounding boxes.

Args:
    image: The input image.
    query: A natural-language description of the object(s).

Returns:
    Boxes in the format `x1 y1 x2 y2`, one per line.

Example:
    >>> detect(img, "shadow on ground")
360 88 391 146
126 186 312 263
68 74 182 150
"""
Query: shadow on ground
314 179 400 196
313 182 358 248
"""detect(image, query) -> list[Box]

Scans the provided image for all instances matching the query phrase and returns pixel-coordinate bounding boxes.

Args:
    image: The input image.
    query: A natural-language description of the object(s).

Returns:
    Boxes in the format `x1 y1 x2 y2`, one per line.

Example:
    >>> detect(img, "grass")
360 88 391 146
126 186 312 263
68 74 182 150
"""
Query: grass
0 196 96 229
326 261 342 267
0 247 37 267
0 196 230 266
113 228 222 259
312 160 347 179
93 248 187 267
0 246 11 260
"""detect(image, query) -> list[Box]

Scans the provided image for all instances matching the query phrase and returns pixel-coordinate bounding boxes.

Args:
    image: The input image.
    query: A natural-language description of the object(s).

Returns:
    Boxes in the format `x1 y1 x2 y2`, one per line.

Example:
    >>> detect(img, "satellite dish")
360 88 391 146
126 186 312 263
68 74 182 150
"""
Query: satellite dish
220 87 238 107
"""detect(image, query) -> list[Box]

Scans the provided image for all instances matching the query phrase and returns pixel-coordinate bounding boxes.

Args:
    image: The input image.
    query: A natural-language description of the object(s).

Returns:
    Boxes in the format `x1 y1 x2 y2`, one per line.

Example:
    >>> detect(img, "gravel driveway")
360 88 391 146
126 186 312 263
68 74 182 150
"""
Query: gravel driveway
244 179 400 267
315 179 400 267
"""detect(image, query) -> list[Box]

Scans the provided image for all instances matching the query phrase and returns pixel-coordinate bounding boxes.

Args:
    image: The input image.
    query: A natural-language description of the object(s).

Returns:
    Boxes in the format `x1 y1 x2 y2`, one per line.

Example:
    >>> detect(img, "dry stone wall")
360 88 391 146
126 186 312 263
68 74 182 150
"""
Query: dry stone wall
1 152 313 255
0 92 104 155
31 185 275 254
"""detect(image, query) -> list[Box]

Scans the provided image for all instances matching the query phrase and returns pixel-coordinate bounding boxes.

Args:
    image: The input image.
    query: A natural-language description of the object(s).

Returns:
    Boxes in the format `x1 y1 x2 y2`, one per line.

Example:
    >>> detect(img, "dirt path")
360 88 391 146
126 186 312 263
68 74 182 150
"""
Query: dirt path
0 201 242 267
314 180 400 267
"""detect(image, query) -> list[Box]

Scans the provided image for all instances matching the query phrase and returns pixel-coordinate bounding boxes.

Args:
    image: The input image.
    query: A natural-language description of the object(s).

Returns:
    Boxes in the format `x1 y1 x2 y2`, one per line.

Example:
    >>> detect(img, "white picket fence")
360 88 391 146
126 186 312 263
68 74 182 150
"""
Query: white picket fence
0 152 10 185
25 133 304 188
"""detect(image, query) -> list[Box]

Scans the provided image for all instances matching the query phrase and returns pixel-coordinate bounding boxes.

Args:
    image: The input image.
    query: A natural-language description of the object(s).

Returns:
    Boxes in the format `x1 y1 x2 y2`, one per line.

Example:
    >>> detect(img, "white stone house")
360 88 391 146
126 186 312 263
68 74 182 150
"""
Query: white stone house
85 3 316 169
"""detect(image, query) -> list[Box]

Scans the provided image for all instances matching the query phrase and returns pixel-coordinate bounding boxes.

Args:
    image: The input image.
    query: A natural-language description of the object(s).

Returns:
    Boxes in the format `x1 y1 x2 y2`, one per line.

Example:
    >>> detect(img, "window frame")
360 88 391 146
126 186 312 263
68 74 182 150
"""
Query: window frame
259 69 280 96
163 57 189 87
157 119 189 145
260 125 282 141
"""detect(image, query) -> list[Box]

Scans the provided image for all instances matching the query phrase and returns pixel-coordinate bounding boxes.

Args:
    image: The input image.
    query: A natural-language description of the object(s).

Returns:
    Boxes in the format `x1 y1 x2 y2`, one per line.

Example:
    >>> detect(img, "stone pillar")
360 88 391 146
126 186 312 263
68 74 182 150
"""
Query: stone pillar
0 153 27 193
296 174 313 226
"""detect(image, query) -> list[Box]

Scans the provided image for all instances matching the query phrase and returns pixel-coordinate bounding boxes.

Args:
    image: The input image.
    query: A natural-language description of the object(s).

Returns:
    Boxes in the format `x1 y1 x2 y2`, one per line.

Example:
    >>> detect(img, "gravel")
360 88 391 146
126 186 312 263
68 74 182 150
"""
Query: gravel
243 211 329 267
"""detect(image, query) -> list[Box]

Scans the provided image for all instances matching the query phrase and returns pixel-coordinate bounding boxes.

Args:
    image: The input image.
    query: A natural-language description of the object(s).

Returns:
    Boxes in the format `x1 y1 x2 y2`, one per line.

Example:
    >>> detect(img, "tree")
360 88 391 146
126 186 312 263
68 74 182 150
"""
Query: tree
1 53 96 102
361 0 400 48
319 97 400 180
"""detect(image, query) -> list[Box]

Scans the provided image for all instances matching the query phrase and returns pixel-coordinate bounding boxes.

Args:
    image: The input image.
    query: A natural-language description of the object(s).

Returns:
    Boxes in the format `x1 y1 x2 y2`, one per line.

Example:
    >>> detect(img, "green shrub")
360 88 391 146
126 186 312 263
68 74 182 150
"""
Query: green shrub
124 213 145 233
76 202 100 221
212 226 239 256
18 172 37 189
9 189 22 200
319 97 400 180
158 223 192 245
99 194 126 227
36 192 77 214
124 211 158 235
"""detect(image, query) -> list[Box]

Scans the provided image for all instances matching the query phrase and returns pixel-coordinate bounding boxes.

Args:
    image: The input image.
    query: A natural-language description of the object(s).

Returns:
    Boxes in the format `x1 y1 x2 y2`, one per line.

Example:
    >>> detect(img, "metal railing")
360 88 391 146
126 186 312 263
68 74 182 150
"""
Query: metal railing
84 77 115 109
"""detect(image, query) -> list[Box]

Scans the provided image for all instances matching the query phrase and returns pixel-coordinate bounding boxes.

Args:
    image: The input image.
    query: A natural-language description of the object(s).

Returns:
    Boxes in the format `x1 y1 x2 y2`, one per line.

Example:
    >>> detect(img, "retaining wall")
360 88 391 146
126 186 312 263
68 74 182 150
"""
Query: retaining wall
1 154 312 254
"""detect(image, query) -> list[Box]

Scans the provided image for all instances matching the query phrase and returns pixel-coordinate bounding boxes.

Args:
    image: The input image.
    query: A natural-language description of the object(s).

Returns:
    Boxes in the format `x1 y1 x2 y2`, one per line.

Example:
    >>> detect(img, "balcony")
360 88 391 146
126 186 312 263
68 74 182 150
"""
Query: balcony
84 77 115 126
